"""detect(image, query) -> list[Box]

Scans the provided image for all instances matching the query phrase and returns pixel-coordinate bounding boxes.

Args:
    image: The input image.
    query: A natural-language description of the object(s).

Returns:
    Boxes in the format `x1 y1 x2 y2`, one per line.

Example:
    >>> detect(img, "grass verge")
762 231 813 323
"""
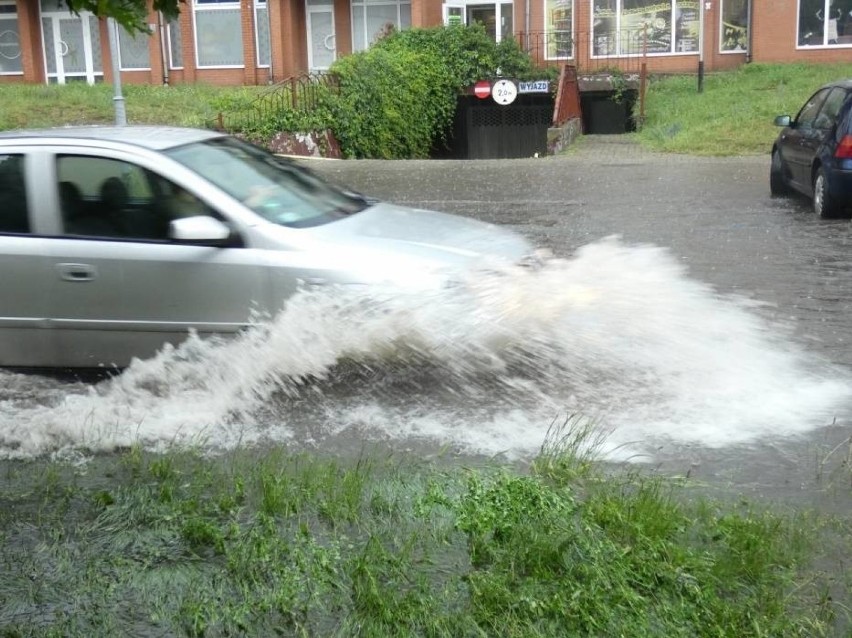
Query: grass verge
2 61 852 158
0 83 265 131
0 417 849 637
635 62 852 156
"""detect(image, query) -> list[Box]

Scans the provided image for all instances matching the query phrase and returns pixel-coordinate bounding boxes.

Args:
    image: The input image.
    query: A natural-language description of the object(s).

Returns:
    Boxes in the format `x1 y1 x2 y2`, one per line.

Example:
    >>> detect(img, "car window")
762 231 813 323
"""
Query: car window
165 137 369 228
813 87 847 130
57 155 216 241
795 88 831 129
0 154 29 234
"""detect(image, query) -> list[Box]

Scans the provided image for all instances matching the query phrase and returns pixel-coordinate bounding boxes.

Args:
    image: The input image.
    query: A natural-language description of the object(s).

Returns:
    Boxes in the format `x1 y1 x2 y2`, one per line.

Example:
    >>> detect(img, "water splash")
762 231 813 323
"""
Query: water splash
1 236 849 460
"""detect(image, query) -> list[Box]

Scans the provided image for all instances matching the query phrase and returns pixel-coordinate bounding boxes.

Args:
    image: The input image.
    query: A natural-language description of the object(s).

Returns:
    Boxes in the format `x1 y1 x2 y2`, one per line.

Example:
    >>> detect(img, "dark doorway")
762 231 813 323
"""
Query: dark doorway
581 90 638 134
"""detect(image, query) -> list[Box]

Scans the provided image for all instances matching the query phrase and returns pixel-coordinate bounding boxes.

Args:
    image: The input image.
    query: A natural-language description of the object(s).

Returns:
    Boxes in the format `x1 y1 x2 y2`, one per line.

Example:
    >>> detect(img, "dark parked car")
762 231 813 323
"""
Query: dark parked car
770 78 852 217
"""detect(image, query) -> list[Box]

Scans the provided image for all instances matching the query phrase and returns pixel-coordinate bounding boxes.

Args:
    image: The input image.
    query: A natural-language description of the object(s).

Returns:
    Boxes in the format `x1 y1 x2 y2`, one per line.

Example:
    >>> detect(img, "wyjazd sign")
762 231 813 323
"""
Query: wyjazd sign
518 80 550 93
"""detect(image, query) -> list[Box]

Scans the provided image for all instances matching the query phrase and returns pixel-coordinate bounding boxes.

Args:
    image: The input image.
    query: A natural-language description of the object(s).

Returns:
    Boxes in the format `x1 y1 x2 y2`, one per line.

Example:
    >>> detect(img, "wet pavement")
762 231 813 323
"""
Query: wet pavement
1 134 850 514
306 135 852 511
1 135 849 637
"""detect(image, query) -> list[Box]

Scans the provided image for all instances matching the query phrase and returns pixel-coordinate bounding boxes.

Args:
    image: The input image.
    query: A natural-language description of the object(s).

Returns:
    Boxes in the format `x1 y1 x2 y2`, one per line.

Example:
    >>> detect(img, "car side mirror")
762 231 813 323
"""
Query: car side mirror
774 115 792 127
169 215 233 245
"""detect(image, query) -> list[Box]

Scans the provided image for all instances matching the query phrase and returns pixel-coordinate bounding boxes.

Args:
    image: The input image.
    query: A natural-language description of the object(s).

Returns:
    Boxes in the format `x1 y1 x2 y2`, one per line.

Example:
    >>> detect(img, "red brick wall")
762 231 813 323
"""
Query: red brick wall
16 0 43 83
752 0 852 63
521 0 747 76
1 0 849 88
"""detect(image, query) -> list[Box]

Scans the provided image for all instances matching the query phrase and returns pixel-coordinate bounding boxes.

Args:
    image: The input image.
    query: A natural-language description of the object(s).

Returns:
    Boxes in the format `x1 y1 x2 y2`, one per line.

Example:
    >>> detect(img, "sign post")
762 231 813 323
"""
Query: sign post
107 19 127 126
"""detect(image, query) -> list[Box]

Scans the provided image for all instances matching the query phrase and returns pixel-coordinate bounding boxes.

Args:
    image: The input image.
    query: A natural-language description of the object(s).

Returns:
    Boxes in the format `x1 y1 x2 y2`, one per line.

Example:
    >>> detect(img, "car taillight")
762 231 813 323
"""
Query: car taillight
836 134 852 159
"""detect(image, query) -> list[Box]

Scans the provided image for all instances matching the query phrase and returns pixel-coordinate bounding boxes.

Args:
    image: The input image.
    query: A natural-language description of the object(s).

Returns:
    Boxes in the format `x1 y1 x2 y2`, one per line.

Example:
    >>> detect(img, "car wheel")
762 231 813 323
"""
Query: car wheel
813 167 844 218
769 149 791 196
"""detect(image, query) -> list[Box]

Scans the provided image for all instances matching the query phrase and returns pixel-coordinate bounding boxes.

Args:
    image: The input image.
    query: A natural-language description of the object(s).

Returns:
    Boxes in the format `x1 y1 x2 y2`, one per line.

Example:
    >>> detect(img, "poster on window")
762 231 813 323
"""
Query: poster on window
592 1 617 55
720 0 747 50
621 1 672 53
675 0 698 51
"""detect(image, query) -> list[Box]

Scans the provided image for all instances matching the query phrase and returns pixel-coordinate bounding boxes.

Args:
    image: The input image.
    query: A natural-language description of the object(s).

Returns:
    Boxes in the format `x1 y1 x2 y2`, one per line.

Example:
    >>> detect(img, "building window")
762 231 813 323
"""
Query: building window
167 18 183 68
193 0 244 67
545 0 573 59
117 24 152 70
255 0 270 67
592 0 699 56
798 0 852 47
0 1 22 74
720 0 747 51
351 0 411 51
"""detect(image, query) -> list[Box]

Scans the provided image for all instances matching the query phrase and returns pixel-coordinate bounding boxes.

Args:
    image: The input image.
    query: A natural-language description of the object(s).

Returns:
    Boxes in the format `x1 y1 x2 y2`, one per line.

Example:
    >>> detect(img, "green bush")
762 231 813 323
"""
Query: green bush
328 24 539 158
328 44 456 158
210 25 541 158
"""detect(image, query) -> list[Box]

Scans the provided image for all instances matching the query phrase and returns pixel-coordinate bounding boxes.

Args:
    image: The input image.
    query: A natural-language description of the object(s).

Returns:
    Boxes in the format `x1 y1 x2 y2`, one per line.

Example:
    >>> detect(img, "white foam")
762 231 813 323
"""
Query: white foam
1 236 849 460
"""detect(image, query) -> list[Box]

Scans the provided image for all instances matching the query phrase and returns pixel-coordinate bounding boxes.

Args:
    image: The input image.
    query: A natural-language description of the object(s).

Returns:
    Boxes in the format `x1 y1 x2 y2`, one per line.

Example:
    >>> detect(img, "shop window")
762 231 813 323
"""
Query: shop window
798 0 852 46
592 0 698 56
545 0 573 59
193 0 244 67
0 1 22 74
720 0 747 51
351 0 411 51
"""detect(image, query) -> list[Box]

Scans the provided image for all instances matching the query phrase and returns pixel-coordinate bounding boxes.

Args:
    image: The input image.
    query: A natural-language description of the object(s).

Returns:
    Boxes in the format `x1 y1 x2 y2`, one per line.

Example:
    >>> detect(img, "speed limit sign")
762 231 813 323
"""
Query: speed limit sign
492 79 518 105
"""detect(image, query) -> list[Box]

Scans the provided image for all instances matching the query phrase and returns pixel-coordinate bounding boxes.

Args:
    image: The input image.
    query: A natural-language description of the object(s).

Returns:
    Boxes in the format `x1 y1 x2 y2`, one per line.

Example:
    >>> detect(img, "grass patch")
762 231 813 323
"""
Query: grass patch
3 61 852 158
635 62 852 156
0 419 848 636
0 83 264 131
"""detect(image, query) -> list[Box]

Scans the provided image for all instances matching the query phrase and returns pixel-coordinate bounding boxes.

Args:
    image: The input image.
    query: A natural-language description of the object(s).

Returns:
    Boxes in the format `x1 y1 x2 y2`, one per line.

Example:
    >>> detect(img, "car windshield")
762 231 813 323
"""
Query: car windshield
165 137 369 227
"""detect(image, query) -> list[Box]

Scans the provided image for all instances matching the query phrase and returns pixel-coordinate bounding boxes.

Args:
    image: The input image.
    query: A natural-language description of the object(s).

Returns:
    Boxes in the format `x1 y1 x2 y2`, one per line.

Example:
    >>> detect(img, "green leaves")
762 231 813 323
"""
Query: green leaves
327 25 539 158
329 46 454 159
61 0 179 33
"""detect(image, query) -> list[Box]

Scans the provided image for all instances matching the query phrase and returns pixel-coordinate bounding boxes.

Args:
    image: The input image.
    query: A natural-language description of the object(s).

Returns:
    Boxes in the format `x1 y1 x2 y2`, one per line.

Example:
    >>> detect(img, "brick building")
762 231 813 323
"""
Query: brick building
0 0 850 86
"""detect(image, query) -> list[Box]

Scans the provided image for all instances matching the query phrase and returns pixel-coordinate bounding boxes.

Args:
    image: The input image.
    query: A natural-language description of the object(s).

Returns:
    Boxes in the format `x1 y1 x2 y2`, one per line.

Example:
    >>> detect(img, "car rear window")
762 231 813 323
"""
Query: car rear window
0 154 29 234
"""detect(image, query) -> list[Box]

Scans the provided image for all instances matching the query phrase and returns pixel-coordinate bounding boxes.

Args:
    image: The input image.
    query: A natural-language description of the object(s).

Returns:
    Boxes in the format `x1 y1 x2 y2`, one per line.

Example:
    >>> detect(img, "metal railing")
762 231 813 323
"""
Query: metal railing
214 72 338 133
518 29 653 75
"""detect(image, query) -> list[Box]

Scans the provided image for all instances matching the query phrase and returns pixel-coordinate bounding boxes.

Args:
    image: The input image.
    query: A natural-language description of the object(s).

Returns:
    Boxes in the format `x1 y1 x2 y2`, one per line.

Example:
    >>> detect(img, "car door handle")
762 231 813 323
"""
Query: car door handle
56 263 97 282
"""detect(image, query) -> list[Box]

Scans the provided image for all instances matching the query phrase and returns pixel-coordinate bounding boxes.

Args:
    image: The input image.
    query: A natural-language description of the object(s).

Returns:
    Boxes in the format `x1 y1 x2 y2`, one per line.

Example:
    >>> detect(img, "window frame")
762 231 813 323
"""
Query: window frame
350 0 412 52
719 0 748 53
797 0 852 49
589 0 700 58
254 0 271 68
0 0 23 76
543 0 573 60
115 22 153 71
192 0 245 69
166 17 184 69
794 88 831 130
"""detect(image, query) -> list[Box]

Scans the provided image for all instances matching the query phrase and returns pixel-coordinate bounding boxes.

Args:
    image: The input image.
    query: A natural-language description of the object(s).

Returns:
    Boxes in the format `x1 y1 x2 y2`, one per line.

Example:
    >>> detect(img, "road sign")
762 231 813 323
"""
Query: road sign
473 80 491 99
492 79 518 105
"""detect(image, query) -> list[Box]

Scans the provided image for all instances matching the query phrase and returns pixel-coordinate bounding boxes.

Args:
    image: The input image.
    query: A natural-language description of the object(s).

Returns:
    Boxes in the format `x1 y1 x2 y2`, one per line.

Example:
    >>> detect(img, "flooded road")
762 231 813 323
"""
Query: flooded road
2 136 851 511
310 136 852 509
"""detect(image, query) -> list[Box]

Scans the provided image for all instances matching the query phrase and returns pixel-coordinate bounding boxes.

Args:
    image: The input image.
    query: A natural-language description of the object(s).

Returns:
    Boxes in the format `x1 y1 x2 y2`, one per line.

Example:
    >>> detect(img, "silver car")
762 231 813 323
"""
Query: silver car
0 126 533 369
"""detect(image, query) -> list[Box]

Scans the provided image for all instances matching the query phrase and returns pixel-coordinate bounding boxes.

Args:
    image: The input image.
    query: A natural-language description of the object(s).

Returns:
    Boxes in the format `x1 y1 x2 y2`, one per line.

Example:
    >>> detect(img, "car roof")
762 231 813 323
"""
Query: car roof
822 79 852 91
0 125 225 151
